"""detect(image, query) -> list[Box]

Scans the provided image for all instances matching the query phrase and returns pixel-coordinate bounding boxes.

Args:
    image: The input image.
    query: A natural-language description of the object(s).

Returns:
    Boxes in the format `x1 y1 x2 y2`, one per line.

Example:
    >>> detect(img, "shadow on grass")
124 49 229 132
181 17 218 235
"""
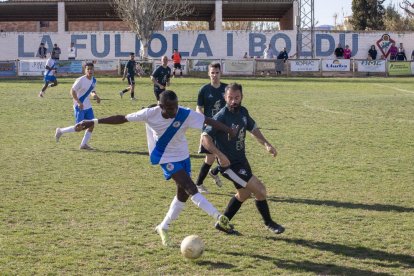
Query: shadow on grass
272 237 414 270
90 149 205 159
195 260 236 269
267 196 414 213
223 251 390 275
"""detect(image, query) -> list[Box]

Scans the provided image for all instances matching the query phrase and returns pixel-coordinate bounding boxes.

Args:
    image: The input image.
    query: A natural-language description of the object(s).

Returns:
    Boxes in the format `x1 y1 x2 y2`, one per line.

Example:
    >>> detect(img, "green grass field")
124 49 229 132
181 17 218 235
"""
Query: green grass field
0 76 413 275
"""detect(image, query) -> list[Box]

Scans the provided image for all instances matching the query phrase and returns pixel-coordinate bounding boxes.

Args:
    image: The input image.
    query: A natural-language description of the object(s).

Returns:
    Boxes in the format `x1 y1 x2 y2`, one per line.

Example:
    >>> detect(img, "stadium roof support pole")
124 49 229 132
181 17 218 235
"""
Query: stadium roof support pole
215 0 223 31
58 1 66 33
296 0 315 58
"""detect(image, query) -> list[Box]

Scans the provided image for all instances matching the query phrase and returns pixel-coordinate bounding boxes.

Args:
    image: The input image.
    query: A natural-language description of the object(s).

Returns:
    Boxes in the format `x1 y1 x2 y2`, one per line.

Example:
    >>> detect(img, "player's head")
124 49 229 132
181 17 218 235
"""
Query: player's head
84 62 94 76
161 55 168 66
208 62 221 83
224 83 243 113
159 90 178 118
173 49 177 53
129 52 135 59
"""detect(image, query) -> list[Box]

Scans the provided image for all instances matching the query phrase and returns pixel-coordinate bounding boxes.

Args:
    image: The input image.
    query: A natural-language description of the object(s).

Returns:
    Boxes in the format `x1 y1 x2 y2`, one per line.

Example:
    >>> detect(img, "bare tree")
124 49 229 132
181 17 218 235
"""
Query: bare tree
400 0 414 16
112 0 194 58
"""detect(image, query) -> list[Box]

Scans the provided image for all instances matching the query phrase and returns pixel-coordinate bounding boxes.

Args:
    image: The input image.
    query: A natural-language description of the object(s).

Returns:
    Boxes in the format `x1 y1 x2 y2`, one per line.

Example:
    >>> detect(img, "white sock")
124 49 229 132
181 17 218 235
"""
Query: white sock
159 196 185 230
60 126 76 133
191 193 220 220
80 130 92 146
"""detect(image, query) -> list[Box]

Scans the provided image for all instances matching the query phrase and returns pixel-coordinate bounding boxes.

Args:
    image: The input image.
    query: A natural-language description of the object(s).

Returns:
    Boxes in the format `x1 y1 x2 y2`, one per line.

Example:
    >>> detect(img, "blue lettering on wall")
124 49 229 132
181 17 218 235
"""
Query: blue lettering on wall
297 34 311 57
191 34 213 57
148 33 167 57
18 35 33 58
91 34 110 58
71 34 87 51
351 34 358 57
316 34 335 56
135 36 141 57
40 35 54 53
114 34 130 57
271 33 291 55
172 34 189 57
249 33 266 57
227 33 233 56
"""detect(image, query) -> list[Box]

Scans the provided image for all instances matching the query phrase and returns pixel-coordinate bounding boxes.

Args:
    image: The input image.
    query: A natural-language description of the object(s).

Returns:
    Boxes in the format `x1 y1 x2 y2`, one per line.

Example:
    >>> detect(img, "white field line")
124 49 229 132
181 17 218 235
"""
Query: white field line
373 83 414 94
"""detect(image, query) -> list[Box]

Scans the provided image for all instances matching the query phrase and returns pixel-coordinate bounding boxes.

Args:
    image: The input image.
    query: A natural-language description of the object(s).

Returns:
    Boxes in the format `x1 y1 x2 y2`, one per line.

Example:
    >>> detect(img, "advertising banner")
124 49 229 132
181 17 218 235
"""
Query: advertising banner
322 59 351 71
388 62 412 76
120 60 154 76
290 59 320 72
355 60 386 72
18 60 46 76
57 60 83 74
411 61 414 76
83 59 119 71
0 61 17 77
222 60 254 75
188 59 219 73
256 59 276 72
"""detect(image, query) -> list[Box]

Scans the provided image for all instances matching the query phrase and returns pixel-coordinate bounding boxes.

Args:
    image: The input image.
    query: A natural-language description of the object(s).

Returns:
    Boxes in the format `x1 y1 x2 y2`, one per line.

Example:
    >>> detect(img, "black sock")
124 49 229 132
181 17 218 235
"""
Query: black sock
224 196 243 221
122 89 128 93
210 166 220 175
255 199 272 226
131 92 135 98
195 162 212 186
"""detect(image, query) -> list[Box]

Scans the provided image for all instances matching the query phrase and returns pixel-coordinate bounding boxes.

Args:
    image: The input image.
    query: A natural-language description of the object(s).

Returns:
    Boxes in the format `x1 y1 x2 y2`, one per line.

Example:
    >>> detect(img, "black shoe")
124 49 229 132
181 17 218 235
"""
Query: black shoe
215 221 239 235
266 221 285 234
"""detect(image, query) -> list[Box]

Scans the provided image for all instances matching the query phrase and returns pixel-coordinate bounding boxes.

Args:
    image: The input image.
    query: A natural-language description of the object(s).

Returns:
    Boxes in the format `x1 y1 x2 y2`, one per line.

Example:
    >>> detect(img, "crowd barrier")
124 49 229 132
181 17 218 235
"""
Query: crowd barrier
1 58 413 78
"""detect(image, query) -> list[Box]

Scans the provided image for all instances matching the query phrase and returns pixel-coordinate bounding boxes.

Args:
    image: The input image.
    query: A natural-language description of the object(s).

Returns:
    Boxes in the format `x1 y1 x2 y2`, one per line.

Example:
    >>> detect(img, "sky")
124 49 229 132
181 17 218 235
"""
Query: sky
315 0 404 26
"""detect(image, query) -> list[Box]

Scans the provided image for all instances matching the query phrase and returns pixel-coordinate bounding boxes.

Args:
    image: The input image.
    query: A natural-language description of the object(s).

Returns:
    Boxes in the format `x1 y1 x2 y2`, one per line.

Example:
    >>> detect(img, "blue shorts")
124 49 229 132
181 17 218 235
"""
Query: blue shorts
44 75 57 83
73 106 95 124
160 158 191 180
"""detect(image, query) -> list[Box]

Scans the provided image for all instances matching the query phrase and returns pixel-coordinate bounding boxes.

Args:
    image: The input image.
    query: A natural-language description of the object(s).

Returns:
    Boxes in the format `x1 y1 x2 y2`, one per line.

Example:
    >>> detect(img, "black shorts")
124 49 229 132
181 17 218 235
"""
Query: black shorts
154 88 165 100
127 75 135 85
221 160 253 189
173 63 181 69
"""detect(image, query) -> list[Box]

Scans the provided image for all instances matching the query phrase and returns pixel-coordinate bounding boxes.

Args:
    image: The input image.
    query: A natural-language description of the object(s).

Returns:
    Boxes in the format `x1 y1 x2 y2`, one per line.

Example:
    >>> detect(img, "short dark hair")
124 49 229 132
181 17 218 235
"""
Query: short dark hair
130 52 135 55
225 83 243 95
208 62 221 71
159 90 178 103
85 62 94 68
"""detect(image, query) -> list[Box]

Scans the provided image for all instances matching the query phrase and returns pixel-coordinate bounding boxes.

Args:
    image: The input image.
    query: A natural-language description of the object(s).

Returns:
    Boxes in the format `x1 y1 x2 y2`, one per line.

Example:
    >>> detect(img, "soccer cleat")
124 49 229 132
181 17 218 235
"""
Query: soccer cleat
38 91 44 98
215 221 239 235
131 97 137 101
216 215 234 233
119 91 123 98
155 225 172 246
266 221 285 234
208 170 222 188
197 184 209 194
55 128 63 142
79 144 94 150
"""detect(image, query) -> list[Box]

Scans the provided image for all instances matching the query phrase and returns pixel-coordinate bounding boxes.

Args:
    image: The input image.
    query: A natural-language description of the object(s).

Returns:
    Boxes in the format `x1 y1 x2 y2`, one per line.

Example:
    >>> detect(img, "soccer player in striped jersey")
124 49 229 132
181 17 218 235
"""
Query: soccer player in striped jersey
54 62 100 150
202 83 285 235
76 90 236 246
38 53 58 98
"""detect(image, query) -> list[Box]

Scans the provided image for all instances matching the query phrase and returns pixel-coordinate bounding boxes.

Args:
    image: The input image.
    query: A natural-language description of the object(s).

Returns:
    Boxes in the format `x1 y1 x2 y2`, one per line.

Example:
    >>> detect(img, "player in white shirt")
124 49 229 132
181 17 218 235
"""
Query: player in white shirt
76 90 236 246
38 54 58 98
54 62 101 150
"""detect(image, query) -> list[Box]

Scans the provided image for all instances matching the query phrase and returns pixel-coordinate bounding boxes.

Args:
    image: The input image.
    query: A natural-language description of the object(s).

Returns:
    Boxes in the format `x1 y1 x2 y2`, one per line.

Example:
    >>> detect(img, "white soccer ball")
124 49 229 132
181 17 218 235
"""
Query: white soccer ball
180 235 205 259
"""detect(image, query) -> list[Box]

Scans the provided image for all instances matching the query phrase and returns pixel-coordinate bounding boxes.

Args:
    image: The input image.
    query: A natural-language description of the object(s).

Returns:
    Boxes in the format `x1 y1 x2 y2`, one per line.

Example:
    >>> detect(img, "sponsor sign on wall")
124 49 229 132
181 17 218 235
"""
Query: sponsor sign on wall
290 59 320 72
222 60 254 75
18 60 46 76
411 62 414 76
256 60 276 72
83 59 119 71
388 62 412 76
188 59 219 72
355 60 386 72
322 59 351 72
57 60 83 73
0 61 17 76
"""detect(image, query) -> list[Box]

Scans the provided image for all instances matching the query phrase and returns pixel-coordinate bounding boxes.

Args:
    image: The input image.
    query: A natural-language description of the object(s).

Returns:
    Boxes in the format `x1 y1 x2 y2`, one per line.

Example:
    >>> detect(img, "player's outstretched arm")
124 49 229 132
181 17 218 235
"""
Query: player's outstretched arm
76 115 128 130
204 117 238 139
251 128 277 157
201 134 230 168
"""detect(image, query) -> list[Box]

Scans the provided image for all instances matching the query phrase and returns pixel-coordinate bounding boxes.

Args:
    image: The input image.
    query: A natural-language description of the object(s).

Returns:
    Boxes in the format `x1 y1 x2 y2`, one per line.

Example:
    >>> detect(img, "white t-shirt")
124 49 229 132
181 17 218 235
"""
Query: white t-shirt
44 58 56 76
68 46 77 58
126 106 205 164
72 75 96 110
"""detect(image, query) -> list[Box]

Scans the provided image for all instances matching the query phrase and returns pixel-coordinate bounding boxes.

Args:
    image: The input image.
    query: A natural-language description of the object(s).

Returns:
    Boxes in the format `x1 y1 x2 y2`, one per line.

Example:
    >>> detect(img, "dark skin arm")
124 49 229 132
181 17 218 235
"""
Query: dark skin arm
75 115 128 131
